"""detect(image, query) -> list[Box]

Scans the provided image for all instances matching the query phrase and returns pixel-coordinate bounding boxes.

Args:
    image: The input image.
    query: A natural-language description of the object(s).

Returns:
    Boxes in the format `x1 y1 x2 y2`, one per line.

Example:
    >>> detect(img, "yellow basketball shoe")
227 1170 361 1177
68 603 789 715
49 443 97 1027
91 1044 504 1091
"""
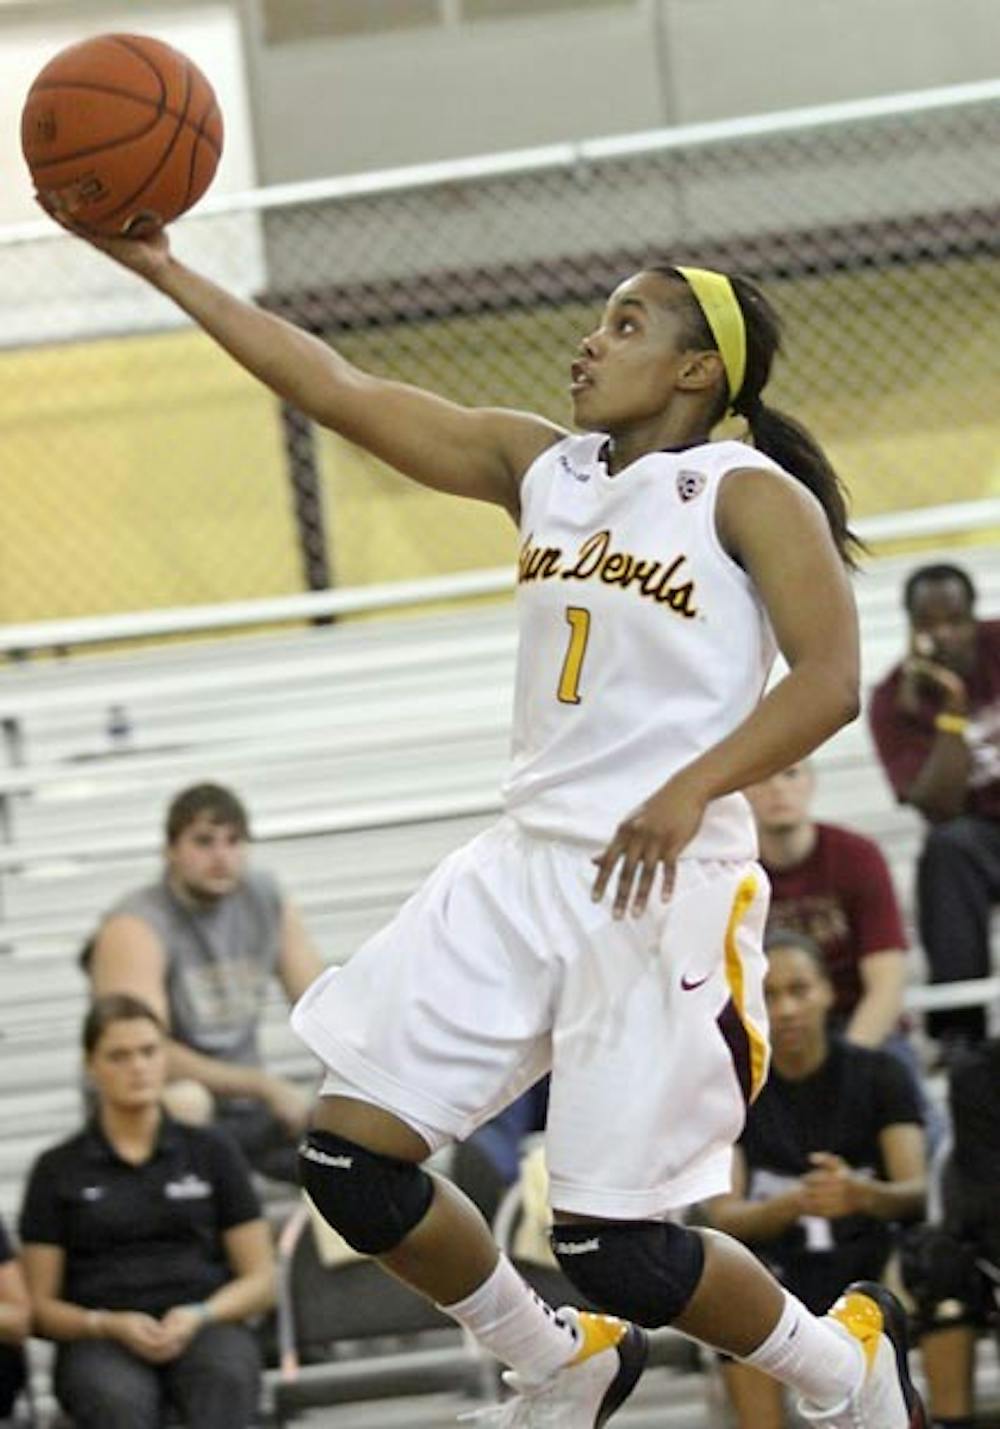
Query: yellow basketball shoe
464 1306 648 1427
799 1282 926 1429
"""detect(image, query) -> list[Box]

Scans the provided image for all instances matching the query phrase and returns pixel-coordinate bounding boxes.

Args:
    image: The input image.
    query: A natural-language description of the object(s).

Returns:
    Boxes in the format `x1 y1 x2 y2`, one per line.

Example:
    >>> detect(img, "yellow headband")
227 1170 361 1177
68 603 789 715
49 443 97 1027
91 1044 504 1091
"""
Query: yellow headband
675 266 747 405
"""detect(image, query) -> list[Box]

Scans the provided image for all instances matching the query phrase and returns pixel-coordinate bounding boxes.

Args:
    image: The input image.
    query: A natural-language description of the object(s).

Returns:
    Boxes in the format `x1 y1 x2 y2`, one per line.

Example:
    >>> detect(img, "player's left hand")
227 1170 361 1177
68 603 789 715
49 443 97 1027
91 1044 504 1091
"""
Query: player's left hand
35 191 173 279
591 774 708 918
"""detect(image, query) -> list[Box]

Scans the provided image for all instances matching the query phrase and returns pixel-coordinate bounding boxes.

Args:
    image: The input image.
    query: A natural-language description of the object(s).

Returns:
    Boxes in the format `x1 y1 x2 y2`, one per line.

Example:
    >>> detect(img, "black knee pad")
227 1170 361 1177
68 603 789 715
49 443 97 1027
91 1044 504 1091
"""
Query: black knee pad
299 1129 434 1255
551 1221 705 1328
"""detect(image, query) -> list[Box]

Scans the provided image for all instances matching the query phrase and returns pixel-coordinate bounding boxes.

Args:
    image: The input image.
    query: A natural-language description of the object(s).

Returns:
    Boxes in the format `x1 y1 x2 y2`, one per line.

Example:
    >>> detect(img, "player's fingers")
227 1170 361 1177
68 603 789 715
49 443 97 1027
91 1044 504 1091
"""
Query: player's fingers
123 208 163 238
34 191 73 229
591 833 626 902
630 849 660 916
659 853 677 902
612 836 645 920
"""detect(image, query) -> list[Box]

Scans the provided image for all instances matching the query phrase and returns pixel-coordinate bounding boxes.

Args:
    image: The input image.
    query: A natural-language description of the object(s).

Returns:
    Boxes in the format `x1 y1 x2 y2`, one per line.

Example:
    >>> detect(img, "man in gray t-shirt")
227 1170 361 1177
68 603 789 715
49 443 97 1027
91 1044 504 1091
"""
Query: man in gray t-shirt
88 782 325 1181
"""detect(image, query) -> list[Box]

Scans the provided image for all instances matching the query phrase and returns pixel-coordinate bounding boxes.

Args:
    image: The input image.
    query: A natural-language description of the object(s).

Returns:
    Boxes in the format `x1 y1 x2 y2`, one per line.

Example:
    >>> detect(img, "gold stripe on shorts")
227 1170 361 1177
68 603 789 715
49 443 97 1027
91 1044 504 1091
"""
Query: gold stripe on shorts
722 873 769 1104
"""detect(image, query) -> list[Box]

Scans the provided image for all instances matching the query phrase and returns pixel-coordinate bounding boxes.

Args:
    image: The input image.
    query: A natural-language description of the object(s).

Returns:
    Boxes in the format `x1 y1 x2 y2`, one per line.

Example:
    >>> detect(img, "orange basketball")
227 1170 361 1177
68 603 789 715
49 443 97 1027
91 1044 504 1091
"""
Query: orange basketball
21 33 223 237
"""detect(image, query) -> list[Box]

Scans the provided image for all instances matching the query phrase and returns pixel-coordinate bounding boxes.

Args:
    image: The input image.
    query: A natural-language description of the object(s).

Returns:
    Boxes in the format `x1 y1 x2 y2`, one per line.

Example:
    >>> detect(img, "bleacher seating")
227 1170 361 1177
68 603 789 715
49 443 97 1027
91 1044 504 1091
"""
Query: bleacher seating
0 545 997 1230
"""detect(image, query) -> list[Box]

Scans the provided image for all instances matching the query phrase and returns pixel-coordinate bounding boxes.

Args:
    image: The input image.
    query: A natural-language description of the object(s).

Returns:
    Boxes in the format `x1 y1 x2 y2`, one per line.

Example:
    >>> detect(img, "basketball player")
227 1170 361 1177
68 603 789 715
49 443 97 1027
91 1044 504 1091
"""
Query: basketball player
58 214 923 1429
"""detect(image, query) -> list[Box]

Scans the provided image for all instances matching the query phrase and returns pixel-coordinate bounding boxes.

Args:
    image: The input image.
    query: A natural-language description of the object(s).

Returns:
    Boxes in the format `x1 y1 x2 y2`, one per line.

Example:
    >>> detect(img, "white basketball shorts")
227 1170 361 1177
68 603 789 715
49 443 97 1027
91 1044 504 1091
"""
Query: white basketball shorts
291 817 771 1218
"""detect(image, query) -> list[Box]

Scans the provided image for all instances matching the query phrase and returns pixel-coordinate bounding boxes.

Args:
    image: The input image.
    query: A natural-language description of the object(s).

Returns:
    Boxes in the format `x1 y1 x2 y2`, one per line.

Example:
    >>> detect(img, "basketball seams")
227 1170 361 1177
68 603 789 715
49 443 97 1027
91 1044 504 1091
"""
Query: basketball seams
182 86 218 210
27 84 222 161
192 108 222 161
95 57 192 228
111 34 220 156
26 104 163 172
107 34 167 107
24 33 223 233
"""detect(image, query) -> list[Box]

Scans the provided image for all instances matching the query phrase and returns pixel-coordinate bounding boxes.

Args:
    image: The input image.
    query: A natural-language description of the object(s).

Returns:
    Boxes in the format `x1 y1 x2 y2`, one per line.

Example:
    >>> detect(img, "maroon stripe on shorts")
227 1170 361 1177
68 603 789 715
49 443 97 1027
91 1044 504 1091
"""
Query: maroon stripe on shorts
717 996 752 1107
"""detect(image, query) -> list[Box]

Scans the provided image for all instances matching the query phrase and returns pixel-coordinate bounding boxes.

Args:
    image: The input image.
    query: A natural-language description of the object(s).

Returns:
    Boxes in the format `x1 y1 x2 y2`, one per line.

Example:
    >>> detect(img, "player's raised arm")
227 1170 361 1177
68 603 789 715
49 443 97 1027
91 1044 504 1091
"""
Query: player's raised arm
62 225 563 517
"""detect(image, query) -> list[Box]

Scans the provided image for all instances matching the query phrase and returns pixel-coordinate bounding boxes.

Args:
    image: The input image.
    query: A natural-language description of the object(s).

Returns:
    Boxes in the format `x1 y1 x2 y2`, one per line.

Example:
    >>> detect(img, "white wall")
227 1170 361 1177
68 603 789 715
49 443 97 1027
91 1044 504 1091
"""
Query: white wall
239 0 1000 183
661 0 1000 122
239 1 663 184
0 1 256 226
3 0 996 199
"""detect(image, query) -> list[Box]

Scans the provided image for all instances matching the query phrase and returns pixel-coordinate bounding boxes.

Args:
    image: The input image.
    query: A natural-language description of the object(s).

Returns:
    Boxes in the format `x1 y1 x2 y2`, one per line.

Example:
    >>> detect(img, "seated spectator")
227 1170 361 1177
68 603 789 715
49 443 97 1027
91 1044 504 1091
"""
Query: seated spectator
453 1079 550 1223
902 1037 1000 1429
869 562 1000 1050
85 782 325 1181
19 994 275 1429
745 760 908 1049
703 931 926 1429
0 1214 28 1423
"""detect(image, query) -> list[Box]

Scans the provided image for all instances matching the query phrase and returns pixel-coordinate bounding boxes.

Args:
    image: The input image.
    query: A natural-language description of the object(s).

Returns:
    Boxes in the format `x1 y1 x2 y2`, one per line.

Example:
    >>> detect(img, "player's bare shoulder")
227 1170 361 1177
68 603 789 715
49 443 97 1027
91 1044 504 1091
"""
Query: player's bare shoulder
478 406 568 518
716 462 828 565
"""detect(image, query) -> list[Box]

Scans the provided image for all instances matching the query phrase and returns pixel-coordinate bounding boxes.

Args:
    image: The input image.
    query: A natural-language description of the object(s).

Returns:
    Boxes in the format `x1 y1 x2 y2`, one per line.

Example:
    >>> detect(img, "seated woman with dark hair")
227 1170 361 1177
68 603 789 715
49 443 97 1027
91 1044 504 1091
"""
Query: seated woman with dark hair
19 994 275 1429
703 930 927 1429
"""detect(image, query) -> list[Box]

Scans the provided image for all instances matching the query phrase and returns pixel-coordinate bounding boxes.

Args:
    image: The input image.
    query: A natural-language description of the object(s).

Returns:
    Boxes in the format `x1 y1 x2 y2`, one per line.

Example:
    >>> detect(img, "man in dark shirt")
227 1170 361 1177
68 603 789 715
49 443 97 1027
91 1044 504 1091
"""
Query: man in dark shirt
869 563 1000 1047
745 761 908 1048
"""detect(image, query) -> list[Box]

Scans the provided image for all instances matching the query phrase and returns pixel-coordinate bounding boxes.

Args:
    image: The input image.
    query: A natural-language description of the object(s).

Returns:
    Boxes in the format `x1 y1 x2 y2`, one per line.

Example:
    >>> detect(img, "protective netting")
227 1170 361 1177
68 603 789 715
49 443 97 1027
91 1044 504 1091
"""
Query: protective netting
0 89 997 622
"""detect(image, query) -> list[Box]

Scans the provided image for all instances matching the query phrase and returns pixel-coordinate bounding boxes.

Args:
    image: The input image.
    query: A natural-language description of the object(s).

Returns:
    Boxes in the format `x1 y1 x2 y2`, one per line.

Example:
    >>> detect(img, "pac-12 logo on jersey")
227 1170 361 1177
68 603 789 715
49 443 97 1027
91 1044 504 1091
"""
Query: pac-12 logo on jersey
676 469 707 503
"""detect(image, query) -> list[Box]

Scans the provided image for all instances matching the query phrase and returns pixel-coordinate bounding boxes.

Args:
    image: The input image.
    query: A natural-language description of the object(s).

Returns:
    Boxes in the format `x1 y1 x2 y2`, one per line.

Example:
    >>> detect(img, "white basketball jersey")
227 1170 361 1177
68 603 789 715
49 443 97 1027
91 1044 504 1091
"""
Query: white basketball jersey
501 434 781 860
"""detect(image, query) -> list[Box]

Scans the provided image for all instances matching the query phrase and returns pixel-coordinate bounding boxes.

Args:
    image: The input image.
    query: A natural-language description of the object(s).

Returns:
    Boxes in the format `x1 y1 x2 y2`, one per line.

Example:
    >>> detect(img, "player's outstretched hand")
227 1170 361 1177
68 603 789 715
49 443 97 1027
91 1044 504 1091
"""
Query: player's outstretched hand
591 773 708 919
35 193 172 282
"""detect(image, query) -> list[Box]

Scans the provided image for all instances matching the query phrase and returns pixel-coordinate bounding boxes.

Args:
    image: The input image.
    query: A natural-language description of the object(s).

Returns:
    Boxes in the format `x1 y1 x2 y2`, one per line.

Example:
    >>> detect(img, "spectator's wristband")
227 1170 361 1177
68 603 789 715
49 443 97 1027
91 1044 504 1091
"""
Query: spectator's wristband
934 712 968 736
186 1301 214 1326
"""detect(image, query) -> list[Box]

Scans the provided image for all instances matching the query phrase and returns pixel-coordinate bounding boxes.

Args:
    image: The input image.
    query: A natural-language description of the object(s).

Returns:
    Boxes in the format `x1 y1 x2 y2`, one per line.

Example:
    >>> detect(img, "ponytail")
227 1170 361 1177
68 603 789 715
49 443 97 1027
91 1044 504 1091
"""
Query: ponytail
742 398 864 569
650 264 865 569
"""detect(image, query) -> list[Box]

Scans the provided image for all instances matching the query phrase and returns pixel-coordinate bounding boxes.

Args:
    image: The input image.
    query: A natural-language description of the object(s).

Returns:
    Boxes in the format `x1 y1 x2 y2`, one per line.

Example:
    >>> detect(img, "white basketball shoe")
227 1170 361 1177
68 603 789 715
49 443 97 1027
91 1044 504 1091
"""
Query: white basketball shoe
463 1305 648 1426
799 1282 926 1429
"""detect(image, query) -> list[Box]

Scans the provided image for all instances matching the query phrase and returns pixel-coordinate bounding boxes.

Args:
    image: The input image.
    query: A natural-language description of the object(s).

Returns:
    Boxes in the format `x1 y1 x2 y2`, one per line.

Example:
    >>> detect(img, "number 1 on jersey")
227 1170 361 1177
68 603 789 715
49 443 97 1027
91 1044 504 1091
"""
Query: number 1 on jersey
557 606 591 705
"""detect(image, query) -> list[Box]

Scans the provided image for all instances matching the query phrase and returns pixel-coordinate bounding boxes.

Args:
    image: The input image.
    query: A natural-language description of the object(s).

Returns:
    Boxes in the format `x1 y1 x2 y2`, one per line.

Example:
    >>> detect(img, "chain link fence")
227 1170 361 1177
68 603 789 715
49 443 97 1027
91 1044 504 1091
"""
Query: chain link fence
0 84 998 623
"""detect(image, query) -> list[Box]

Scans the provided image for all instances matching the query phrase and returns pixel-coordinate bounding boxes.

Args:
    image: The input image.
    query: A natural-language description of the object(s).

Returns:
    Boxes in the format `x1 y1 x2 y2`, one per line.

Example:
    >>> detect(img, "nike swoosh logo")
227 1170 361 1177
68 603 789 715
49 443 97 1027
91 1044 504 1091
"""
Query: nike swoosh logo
680 972 712 991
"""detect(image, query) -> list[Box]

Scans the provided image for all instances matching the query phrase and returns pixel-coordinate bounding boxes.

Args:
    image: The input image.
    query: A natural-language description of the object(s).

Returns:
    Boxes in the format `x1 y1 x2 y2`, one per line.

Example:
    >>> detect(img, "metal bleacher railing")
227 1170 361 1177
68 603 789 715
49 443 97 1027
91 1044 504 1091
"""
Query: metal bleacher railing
0 515 996 1007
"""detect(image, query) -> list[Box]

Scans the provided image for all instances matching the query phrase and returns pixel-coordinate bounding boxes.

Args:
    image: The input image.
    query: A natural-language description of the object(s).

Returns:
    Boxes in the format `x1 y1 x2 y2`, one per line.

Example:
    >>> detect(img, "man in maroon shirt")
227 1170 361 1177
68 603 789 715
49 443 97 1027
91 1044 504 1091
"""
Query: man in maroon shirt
869 563 1000 1048
745 761 908 1048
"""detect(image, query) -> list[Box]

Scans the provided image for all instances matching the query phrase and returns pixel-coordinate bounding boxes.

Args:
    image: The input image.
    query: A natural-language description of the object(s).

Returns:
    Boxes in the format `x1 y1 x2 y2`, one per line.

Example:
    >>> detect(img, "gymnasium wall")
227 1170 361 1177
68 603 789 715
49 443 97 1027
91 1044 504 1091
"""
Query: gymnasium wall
0 2 995 623
318 257 1000 586
1 254 995 621
239 0 1000 183
0 330 299 622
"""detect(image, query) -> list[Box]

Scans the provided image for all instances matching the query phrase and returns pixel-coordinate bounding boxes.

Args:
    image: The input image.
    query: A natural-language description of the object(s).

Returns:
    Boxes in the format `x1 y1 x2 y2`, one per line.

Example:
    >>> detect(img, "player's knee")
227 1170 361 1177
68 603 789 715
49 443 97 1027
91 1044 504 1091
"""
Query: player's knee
551 1221 705 1327
298 1129 434 1255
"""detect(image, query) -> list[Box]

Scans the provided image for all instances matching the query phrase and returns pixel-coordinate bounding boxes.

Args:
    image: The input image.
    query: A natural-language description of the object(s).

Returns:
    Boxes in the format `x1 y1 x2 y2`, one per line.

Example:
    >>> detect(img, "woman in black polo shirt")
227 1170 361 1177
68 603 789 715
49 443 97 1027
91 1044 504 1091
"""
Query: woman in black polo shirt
703 931 927 1429
19 994 275 1429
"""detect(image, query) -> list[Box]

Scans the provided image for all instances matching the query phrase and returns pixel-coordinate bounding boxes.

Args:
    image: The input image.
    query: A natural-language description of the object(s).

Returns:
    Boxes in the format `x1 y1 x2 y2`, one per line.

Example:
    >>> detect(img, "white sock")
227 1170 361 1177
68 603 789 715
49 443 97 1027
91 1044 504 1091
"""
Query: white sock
440 1254 579 1384
742 1292 865 1409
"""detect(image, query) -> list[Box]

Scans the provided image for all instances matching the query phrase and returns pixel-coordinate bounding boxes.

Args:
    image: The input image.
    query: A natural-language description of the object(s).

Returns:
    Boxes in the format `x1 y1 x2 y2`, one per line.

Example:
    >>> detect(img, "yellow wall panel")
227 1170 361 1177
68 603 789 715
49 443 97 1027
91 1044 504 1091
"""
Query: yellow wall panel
0 255 996 620
0 328 300 622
